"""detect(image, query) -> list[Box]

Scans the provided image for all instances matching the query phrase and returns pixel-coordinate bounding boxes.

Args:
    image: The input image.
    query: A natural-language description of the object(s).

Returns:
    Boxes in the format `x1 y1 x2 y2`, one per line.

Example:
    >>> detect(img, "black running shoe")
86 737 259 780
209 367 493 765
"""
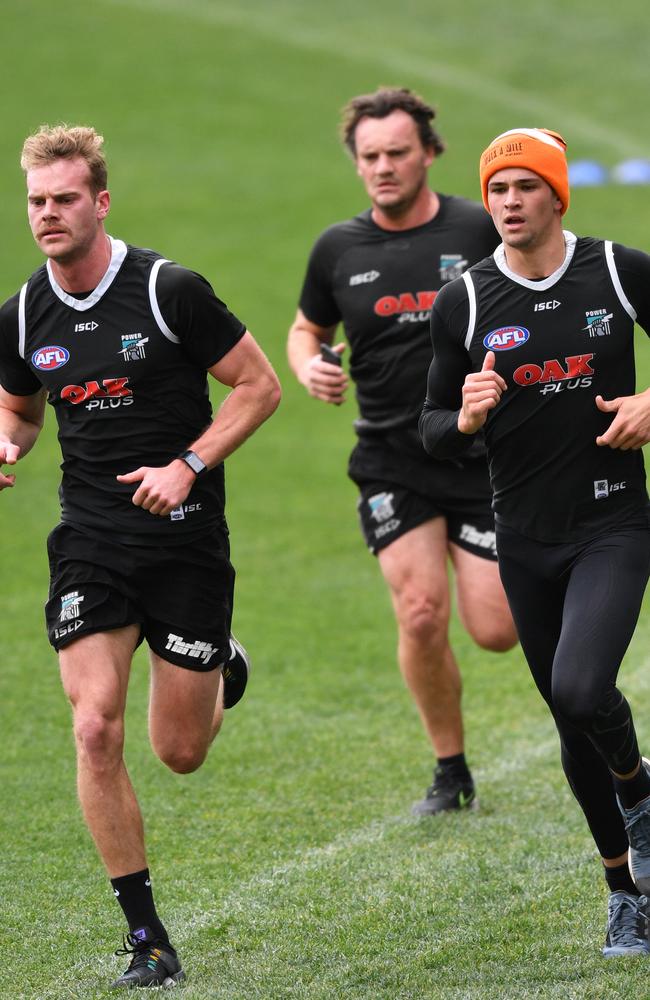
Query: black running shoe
111 926 185 989
222 635 250 709
412 766 477 816
603 892 650 957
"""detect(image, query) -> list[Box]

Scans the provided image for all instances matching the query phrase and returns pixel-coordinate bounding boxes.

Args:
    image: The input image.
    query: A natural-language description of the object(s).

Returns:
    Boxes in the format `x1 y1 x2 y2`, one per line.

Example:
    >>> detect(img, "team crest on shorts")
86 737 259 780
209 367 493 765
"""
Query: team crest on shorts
368 492 395 523
59 590 84 621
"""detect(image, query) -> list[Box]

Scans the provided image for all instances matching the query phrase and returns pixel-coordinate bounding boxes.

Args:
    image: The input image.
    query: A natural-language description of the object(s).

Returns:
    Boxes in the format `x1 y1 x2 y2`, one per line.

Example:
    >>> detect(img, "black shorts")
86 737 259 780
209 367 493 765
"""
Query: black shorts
355 480 497 558
45 523 235 671
349 429 496 560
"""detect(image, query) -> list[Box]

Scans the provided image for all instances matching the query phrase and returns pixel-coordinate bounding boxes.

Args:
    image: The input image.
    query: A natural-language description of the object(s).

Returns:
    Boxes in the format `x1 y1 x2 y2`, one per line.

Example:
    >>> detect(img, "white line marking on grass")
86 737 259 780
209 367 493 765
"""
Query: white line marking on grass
102 0 650 157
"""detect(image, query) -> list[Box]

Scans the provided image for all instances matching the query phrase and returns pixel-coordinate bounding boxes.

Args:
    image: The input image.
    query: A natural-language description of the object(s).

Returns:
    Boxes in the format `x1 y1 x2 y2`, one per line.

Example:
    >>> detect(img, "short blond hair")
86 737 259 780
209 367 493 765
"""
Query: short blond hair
20 124 108 195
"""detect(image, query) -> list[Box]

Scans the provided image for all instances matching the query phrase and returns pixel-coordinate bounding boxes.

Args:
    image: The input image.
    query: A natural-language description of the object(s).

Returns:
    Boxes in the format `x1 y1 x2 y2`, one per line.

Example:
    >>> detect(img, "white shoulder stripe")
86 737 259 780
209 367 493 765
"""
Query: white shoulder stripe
148 259 180 343
462 272 477 352
604 241 636 321
18 282 28 359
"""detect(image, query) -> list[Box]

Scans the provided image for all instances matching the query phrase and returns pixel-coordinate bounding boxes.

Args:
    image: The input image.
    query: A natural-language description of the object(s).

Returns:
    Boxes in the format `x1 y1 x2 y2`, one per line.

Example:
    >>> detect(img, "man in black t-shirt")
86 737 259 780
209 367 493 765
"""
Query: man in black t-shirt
420 127 650 956
287 87 517 817
0 125 281 988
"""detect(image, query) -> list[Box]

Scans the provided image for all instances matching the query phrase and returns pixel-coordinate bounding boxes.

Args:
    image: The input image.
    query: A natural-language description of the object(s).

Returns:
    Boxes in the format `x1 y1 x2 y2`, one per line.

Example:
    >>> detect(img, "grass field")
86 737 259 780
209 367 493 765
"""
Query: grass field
1 1 649 997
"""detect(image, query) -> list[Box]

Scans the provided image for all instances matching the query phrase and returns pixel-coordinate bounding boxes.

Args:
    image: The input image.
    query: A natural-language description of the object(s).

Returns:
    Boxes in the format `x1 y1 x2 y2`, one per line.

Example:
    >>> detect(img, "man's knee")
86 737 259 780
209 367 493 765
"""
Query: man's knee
152 736 208 775
467 616 518 653
395 589 449 648
73 710 124 772
552 676 603 729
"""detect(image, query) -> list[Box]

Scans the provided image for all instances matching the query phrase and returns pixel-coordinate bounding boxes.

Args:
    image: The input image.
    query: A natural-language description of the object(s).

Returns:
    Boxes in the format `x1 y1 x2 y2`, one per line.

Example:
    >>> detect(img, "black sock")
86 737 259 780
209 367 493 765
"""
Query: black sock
612 759 650 810
604 860 639 896
437 753 472 781
110 868 170 945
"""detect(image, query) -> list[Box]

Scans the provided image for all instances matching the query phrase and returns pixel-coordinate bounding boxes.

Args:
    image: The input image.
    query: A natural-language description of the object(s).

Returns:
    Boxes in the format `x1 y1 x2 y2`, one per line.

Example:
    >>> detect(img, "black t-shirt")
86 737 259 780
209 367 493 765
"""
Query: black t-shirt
299 195 499 433
0 238 246 543
420 234 650 541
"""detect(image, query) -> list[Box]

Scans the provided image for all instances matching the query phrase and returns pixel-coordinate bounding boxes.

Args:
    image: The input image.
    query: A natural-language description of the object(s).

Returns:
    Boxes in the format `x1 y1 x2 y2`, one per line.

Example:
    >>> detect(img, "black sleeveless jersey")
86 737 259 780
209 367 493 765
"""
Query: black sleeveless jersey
420 234 650 541
299 195 499 433
0 238 246 543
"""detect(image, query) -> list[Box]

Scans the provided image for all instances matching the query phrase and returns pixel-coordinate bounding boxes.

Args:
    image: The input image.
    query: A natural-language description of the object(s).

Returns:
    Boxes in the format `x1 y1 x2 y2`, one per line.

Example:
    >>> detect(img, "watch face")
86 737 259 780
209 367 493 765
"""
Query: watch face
182 451 206 475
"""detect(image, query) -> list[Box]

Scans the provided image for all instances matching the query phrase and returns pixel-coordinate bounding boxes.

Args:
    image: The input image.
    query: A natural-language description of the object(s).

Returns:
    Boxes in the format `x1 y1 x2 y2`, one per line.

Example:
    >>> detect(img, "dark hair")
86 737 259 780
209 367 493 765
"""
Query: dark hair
340 87 445 157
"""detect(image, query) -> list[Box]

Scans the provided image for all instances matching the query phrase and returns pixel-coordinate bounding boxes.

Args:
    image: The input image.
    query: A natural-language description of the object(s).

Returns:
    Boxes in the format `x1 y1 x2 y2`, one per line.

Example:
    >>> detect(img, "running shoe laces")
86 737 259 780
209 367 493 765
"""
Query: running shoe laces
603 892 650 957
112 926 185 989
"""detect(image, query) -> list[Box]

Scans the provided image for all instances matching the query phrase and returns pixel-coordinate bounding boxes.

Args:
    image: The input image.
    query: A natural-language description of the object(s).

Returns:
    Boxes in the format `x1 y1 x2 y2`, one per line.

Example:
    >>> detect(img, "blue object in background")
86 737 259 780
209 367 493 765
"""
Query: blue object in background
568 160 608 187
611 159 650 184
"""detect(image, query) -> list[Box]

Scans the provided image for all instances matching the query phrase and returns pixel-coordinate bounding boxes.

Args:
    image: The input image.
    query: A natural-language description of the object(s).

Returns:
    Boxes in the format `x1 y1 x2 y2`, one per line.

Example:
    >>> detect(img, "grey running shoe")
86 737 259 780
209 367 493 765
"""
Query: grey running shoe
111 926 186 989
602 892 650 957
222 635 250 709
412 766 477 816
618 759 650 894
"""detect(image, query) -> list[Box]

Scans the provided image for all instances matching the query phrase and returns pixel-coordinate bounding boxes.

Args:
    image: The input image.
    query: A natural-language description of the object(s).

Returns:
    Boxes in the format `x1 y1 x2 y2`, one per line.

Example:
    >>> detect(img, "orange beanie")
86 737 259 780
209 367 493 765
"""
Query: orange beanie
479 128 569 215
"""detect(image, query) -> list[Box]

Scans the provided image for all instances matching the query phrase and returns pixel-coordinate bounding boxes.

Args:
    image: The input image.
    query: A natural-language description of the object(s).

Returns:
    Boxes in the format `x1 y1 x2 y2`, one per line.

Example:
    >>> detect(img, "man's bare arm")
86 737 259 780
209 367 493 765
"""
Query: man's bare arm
287 308 348 404
0 386 47 489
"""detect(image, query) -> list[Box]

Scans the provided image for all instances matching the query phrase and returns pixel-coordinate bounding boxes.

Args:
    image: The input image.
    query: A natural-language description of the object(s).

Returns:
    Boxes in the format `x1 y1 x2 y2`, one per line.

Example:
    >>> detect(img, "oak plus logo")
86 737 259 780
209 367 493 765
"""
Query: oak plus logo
61 377 133 411
373 290 437 324
513 353 594 395
32 345 69 371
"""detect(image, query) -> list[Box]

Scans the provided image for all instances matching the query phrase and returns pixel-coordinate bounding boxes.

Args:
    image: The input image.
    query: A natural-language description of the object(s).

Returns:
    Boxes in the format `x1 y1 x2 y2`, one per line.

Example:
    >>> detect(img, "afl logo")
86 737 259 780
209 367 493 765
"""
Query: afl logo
483 326 530 351
32 346 70 370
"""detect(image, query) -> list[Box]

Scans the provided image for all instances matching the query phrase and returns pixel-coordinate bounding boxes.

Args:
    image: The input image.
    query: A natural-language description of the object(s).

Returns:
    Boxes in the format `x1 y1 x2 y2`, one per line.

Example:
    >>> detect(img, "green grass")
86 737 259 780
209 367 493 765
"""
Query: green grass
1 0 650 997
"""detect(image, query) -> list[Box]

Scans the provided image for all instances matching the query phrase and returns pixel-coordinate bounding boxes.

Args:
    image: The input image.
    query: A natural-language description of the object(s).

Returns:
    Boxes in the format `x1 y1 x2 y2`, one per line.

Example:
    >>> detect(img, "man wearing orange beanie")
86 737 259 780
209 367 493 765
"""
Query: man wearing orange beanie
420 126 650 957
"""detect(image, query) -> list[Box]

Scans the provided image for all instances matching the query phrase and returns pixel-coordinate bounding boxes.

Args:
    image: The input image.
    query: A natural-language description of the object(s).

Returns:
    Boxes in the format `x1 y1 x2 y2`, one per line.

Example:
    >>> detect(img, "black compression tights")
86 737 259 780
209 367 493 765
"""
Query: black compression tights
497 523 650 859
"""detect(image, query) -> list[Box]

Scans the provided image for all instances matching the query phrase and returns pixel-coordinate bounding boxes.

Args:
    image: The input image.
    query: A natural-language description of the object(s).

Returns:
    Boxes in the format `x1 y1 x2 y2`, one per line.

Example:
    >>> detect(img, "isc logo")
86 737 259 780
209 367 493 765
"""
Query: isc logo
32 345 70 370
74 321 99 332
534 300 561 312
483 326 530 351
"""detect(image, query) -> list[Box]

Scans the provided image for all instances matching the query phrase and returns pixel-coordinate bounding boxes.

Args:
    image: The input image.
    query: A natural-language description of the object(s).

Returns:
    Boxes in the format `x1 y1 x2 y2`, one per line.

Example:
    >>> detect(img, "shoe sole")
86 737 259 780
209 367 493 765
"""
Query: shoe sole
222 636 250 709
162 970 186 987
603 945 650 957
411 797 479 817
627 757 650 894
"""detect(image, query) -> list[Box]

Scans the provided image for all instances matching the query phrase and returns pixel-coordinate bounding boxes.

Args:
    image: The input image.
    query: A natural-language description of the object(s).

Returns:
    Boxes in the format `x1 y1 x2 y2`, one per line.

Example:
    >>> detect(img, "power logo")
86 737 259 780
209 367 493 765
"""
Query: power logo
513 354 594 395
61 377 133 410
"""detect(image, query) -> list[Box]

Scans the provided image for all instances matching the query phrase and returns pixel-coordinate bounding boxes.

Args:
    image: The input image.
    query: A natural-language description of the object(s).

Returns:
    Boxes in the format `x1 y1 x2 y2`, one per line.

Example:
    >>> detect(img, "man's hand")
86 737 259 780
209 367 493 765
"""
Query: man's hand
298 343 348 404
116 460 197 516
595 390 650 450
0 442 20 490
458 351 507 435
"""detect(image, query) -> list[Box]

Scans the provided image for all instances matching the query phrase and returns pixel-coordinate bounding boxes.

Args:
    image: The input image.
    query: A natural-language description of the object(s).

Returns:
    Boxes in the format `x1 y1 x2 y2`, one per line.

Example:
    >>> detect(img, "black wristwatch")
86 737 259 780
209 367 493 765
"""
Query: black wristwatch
178 450 207 477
